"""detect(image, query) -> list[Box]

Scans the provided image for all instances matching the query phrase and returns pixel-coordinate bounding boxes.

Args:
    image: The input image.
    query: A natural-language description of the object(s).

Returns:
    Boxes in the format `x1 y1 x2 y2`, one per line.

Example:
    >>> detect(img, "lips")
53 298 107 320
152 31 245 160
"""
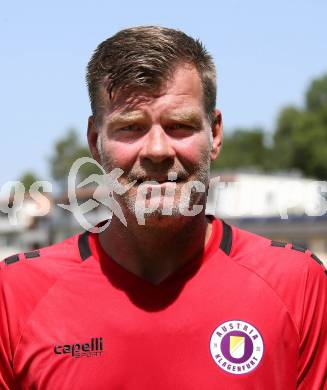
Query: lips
136 178 182 185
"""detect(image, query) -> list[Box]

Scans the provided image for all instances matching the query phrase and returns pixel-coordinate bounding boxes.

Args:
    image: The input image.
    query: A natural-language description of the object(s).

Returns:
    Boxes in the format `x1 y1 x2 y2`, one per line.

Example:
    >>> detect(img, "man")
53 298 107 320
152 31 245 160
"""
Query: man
0 26 326 389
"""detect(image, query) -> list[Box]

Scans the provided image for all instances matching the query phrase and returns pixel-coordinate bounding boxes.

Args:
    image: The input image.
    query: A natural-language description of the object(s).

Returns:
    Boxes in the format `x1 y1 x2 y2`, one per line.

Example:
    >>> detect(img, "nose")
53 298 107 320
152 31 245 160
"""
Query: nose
139 125 175 164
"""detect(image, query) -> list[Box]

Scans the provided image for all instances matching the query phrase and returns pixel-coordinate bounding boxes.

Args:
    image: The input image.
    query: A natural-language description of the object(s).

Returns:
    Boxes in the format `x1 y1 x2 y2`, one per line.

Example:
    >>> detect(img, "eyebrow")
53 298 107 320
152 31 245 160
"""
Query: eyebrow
106 109 203 129
161 110 203 126
106 111 147 128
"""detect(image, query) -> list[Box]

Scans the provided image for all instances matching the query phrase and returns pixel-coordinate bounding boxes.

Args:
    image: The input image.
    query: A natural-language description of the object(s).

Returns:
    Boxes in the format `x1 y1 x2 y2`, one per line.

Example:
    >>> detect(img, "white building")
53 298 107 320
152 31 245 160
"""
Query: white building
207 172 327 220
207 172 327 264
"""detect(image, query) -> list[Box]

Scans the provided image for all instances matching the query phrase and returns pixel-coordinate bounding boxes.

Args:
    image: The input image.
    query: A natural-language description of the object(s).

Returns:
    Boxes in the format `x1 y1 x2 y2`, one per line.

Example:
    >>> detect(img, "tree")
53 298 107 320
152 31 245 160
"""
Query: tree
212 73 327 179
306 74 327 112
273 106 302 170
273 74 327 179
49 128 101 190
212 128 269 171
19 171 40 191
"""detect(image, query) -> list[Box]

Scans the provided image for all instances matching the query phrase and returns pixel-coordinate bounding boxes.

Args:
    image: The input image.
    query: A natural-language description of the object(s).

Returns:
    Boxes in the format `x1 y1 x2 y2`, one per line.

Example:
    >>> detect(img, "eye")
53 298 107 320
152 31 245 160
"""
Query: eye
173 123 192 129
170 123 193 130
167 123 196 137
119 124 143 132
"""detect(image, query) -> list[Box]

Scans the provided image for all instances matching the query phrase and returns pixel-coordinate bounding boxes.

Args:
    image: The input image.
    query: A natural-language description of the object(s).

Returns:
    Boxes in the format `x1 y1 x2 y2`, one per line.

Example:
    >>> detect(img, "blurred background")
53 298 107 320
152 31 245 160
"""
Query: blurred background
1 0 326 265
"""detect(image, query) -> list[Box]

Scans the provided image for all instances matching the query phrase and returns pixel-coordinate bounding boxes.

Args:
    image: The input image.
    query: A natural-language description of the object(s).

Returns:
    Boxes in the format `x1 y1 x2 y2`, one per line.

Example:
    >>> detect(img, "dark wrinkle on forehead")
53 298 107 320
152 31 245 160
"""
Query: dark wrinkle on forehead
95 63 207 125
97 86 157 120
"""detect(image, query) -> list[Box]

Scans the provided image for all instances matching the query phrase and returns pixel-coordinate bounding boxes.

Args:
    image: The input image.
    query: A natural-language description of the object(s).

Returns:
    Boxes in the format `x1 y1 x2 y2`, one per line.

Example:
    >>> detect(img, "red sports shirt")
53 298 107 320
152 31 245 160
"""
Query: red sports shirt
1 219 326 389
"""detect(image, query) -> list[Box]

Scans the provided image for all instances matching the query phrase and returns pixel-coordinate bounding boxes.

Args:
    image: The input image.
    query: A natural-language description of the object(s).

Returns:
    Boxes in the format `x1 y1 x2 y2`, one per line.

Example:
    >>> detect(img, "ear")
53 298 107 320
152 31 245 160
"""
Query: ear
87 116 101 164
210 109 223 161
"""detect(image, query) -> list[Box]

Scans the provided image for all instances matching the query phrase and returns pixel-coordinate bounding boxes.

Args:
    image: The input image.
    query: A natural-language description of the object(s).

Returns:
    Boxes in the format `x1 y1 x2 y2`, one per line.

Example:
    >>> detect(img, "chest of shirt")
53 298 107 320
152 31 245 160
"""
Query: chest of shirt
12 262 298 390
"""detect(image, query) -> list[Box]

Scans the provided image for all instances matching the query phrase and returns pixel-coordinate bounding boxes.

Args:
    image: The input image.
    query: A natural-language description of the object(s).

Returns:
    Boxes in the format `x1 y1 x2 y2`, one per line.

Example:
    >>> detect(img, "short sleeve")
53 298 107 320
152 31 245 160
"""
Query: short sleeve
0 273 16 390
297 258 327 389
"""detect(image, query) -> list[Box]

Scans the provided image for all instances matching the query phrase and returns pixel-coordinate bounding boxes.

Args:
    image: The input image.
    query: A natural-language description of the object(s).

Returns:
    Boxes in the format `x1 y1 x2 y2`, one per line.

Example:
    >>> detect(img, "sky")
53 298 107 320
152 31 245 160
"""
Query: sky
1 0 326 186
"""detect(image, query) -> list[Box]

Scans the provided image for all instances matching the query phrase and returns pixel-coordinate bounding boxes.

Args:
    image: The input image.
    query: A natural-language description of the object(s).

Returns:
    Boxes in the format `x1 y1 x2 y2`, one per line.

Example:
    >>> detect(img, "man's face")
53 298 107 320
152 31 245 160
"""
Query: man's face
88 63 222 224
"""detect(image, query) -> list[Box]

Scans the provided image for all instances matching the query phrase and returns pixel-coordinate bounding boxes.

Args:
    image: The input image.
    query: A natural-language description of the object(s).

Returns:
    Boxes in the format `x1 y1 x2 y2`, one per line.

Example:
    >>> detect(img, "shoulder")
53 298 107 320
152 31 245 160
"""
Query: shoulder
226 222 326 332
0 232 90 374
228 223 326 281
0 233 84 284
0 232 89 354
0 231 92 305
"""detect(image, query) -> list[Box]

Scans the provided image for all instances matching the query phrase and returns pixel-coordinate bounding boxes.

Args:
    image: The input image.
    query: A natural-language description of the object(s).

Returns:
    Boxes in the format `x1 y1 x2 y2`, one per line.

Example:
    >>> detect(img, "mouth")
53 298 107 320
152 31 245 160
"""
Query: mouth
135 178 183 185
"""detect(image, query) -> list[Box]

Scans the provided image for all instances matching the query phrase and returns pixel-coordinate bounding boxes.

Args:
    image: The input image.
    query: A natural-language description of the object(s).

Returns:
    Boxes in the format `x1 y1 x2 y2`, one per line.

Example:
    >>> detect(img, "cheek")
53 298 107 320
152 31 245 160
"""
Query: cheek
102 140 140 169
174 135 210 165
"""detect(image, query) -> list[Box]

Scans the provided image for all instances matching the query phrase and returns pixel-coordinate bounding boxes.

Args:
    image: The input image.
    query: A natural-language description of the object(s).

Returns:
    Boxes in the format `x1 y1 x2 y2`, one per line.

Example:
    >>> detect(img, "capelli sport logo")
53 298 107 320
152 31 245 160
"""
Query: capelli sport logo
54 337 104 358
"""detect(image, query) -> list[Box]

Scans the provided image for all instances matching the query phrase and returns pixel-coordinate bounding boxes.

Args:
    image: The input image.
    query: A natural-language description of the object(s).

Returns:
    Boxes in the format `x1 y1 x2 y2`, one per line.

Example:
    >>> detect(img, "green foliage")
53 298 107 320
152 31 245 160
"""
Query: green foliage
273 74 327 179
212 128 268 171
272 106 302 169
49 128 101 189
19 171 40 191
306 74 327 112
214 73 327 179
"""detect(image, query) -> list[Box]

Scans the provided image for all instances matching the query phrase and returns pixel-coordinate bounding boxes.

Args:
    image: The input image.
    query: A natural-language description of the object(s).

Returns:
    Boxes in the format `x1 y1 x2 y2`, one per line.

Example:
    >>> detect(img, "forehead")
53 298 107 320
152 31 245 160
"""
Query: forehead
97 64 206 121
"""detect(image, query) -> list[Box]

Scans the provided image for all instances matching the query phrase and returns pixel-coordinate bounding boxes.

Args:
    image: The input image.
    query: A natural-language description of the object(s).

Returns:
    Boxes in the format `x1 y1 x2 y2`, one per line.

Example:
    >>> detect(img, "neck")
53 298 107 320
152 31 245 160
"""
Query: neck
99 212 212 284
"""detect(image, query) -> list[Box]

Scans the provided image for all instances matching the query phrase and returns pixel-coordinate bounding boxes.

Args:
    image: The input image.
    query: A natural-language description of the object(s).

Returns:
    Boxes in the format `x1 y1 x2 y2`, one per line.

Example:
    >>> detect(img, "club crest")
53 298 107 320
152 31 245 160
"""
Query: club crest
210 320 264 375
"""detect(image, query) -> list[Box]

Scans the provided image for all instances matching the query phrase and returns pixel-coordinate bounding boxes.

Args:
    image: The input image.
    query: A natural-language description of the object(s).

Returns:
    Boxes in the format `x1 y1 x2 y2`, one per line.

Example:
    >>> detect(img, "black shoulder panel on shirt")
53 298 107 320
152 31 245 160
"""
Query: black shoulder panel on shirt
311 253 323 266
4 254 20 265
270 240 326 276
24 250 40 259
311 254 327 276
271 240 287 248
291 243 306 253
78 231 92 261
219 221 232 256
3 250 40 266
312 254 327 276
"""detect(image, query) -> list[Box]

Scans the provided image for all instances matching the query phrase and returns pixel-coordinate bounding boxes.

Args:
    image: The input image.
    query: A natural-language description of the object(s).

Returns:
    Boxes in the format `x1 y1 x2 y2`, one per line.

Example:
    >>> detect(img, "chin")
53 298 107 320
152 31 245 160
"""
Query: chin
137 209 186 227
120 189 207 226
